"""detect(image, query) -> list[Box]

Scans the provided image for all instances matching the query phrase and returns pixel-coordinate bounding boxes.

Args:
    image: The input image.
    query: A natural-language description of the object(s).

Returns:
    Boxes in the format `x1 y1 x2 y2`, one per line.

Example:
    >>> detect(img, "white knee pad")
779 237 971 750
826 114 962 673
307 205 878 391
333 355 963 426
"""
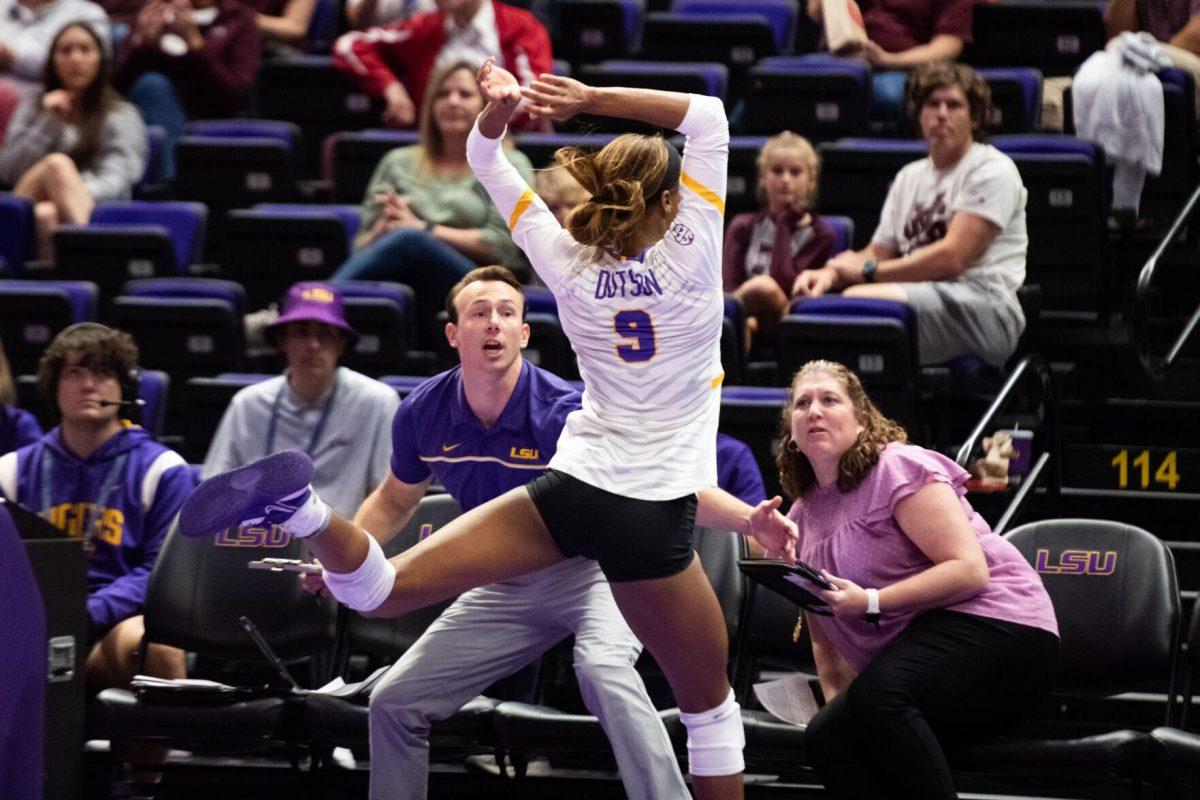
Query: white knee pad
322 534 396 612
680 689 745 777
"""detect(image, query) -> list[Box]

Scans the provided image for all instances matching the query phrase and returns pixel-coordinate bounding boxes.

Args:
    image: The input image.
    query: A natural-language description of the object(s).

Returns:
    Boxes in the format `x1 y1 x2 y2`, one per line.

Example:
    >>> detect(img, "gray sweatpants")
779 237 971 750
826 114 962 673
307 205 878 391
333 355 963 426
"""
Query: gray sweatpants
367 556 689 800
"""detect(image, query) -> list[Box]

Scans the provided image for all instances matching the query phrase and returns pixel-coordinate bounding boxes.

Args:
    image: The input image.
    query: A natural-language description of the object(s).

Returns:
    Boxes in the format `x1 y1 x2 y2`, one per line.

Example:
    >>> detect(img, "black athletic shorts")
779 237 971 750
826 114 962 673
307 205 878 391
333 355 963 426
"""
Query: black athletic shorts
526 468 697 583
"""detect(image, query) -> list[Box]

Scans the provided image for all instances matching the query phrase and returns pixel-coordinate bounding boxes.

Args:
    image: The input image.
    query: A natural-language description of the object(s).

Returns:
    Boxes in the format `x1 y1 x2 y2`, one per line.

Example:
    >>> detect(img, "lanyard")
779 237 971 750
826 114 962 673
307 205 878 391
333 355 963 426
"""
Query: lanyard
265 373 339 459
40 441 129 549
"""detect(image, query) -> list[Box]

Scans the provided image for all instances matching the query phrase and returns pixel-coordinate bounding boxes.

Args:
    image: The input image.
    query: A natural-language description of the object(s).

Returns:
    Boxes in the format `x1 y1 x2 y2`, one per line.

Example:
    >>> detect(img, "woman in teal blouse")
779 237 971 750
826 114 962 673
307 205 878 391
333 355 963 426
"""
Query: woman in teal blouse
333 59 533 342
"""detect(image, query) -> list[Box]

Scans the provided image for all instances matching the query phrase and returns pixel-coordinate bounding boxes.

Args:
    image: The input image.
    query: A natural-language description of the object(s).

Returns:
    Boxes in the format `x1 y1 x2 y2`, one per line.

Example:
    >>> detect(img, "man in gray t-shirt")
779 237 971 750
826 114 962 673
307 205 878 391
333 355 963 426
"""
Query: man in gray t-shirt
796 62 1028 367
202 282 399 517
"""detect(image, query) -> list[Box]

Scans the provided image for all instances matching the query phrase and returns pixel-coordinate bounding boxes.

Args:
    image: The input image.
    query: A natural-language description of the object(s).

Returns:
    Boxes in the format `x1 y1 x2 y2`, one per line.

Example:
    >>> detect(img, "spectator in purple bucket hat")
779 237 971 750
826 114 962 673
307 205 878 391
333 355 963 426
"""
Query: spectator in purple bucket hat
203 282 399 518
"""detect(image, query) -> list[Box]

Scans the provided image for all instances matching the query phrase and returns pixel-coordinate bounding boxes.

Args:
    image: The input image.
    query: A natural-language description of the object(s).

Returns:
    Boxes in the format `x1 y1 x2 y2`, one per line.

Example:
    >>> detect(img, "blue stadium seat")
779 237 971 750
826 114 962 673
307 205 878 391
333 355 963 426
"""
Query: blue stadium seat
0 280 98 374
174 121 303 212
55 202 208 297
555 0 643 64
725 136 767 217
378 374 428 398
333 280 417 376
641 12 778 72
719 385 788 498
722 293 746 385
1139 68 1197 225
824 214 854 254
113 280 246 379
224 204 362 310
577 60 729 114
0 194 34 275
137 125 169 191
743 56 871 138
325 129 423 204
135 369 170 437
305 0 338 53
779 297 922 435
182 373 272 459
673 0 797 53
512 132 617 169
969 0 1106 77
977 67 1043 134
522 285 558 316
992 134 1107 320
816 138 927 248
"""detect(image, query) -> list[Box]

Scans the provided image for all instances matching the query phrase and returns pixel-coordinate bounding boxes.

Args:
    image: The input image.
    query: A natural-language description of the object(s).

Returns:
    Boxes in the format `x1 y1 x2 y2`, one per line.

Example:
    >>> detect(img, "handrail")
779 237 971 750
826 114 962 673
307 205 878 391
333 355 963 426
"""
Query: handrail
955 355 1060 530
1134 183 1200 379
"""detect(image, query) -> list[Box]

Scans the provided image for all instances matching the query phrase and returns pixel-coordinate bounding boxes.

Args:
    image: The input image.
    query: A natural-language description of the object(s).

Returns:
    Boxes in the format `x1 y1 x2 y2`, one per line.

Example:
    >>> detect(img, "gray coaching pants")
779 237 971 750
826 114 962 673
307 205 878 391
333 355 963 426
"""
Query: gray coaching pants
367 556 689 800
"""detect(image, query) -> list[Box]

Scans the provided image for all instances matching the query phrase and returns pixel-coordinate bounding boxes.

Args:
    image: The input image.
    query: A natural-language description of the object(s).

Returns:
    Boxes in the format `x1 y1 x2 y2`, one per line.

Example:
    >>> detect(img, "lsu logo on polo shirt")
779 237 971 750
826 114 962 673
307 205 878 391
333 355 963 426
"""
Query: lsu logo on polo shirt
302 286 336 303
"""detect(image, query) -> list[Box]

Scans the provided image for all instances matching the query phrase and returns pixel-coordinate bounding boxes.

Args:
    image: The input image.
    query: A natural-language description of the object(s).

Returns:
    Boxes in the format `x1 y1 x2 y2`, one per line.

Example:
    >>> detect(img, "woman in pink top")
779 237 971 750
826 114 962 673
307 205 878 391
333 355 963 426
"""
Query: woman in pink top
778 359 1059 799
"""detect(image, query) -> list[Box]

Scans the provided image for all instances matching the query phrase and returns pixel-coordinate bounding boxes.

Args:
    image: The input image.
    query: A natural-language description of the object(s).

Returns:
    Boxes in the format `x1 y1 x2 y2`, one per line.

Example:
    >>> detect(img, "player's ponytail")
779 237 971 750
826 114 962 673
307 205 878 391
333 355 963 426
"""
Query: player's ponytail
554 134 678 257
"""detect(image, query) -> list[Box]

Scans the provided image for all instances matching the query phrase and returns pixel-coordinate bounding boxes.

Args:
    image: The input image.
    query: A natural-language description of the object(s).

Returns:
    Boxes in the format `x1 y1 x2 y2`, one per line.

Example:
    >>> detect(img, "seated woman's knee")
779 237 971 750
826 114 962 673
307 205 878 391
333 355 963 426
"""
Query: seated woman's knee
40 151 79 178
33 201 59 226
844 668 916 722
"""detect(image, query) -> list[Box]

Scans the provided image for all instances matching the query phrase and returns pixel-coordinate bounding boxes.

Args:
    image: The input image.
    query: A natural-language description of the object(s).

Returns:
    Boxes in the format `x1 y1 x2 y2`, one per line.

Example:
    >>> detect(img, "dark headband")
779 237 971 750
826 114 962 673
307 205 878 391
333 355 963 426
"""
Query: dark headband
654 139 682 197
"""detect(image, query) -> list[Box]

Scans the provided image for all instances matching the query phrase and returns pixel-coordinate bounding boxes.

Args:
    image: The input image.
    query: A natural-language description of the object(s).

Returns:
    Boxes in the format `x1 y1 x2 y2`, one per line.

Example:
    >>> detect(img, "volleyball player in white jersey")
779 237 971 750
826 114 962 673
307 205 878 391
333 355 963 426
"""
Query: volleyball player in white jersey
179 61 791 800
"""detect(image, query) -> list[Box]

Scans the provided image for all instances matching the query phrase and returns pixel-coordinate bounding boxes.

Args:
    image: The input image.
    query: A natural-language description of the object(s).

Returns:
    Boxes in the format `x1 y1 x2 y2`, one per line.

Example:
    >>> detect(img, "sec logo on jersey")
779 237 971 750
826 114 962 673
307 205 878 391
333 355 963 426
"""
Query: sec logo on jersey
668 222 694 246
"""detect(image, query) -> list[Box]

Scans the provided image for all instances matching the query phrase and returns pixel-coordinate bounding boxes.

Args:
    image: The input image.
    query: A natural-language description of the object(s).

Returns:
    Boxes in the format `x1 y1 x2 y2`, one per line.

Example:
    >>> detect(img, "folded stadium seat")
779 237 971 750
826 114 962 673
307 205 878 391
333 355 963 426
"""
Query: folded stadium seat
718 385 788 499
303 495 505 772
574 60 728 133
992 134 1108 323
949 519 1179 796
729 568 819 782
324 129 423 204
779 296 923 438
640 12 778 78
511 132 617 170
0 193 34 275
112 279 246 384
1150 601 1200 795
181 373 274 463
554 0 643 65
741 56 872 141
816 138 927 249
0 280 98 374
257 57 383 176
511 285 579 380
224 203 361 311
976 68 1043 134
492 526 745 782
91 516 340 793
1130 68 1197 232
332 280 417 377
722 293 746 386
969 0 1106 78
54 201 208 302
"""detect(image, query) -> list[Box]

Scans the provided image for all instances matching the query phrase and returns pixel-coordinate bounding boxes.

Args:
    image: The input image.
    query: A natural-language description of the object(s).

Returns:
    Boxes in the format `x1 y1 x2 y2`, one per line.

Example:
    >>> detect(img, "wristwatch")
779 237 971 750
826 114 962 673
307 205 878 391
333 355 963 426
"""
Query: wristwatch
864 588 881 626
862 260 878 283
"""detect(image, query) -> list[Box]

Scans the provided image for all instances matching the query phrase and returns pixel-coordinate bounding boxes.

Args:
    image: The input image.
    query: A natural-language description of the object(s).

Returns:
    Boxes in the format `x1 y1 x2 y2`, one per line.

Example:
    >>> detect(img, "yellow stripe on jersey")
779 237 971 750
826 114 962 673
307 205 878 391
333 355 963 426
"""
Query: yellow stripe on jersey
681 171 724 215
508 187 536 230
710 373 724 389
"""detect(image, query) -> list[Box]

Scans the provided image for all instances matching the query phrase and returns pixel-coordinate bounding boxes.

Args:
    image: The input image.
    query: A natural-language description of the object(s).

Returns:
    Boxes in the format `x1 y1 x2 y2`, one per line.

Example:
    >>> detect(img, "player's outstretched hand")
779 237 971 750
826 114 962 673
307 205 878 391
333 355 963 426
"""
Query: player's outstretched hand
476 58 522 108
524 73 592 123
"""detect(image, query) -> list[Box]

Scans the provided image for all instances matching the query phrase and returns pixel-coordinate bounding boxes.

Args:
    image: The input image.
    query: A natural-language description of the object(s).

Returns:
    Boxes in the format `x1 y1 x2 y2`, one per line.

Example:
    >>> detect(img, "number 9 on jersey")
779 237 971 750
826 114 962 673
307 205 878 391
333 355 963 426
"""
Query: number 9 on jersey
613 309 656 363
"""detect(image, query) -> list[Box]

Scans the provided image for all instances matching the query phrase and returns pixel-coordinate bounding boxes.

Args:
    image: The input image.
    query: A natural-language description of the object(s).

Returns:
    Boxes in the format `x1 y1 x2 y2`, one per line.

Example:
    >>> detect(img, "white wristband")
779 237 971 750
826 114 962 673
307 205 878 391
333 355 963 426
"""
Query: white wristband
865 588 880 616
322 534 396 612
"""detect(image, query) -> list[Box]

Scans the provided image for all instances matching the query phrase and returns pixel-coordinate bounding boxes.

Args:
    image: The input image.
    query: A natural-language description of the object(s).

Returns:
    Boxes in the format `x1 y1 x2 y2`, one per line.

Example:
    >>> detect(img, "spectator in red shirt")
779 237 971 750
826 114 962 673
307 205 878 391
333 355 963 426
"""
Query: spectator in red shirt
722 132 837 352
809 0 977 123
114 0 259 178
333 0 551 130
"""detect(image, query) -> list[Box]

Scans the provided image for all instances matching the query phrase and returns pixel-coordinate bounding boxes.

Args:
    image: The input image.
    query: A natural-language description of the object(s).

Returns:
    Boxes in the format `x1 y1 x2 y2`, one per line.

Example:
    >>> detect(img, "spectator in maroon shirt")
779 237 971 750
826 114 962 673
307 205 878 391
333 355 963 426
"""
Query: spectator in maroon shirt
808 0 976 123
114 0 259 178
723 132 837 352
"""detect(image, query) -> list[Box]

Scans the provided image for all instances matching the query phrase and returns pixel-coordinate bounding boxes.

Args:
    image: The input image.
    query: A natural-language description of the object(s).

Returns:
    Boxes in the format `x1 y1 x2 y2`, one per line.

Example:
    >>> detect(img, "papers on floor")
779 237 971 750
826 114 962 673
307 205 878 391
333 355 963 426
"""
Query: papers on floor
753 673 821 727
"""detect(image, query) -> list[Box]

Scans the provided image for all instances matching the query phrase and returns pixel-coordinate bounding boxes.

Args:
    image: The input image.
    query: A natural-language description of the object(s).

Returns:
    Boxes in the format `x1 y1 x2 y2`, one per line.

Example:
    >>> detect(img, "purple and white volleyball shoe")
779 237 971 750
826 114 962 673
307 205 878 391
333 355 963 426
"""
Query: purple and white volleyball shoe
178 450 323 539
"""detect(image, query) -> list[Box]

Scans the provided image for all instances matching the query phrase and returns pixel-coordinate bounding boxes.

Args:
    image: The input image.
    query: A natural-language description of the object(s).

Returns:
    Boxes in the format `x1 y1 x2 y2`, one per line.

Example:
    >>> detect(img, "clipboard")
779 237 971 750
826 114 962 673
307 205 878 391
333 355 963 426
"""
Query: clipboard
738 558 834 615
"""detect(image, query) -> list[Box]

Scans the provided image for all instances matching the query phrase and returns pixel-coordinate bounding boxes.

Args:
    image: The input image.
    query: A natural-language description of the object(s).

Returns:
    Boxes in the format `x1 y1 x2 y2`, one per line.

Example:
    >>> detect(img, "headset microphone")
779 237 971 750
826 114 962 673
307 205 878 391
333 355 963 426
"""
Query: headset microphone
97 399 147 408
